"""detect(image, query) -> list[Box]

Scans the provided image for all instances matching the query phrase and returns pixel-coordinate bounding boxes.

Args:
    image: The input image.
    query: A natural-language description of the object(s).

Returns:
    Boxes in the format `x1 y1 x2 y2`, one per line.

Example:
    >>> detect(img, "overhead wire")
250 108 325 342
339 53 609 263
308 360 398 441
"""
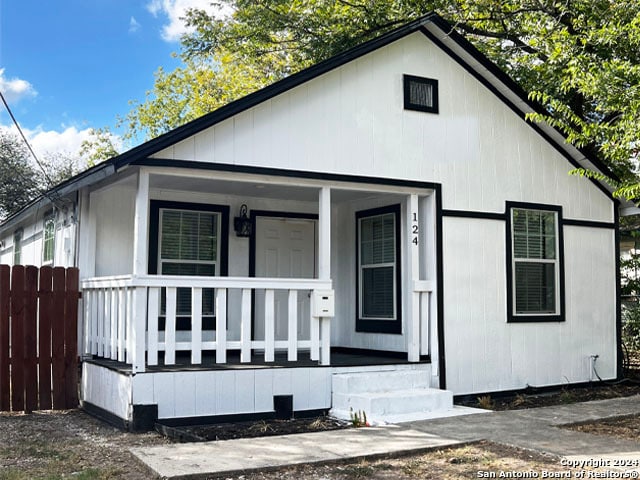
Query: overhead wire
0 89 67 213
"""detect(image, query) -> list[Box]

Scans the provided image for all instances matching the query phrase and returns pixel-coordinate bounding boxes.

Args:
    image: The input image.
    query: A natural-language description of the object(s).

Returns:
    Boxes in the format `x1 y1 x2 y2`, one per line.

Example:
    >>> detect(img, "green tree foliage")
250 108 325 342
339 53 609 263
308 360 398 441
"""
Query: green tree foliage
123 50 287 142
127 1 640 199
0 131 40 220
78 127 120 167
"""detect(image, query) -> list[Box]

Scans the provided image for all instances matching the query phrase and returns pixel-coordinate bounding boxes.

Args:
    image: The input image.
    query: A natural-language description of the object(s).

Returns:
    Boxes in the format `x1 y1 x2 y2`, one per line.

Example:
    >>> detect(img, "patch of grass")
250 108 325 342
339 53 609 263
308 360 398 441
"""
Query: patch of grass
559 388 577 404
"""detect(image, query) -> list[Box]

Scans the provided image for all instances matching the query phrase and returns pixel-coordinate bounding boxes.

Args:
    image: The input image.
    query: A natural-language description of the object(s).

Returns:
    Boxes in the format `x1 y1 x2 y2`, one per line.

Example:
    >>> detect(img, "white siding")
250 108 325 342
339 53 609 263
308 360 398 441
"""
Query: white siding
151 32 613 224
81 362 132 421
93 185 136 276
443 216 616 394
131 367 332 420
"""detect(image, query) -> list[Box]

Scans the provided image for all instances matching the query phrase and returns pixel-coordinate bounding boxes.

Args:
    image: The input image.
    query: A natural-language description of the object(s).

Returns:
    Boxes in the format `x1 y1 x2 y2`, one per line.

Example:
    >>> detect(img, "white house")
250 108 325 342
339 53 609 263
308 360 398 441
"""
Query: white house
0 13 630 430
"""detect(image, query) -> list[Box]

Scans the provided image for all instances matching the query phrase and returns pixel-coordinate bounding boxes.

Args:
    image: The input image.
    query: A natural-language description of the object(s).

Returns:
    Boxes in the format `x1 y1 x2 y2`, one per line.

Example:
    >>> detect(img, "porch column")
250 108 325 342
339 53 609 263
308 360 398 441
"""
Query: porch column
132 169 150 276
406 194 420 362
318 186 331 281
77 188 96 357
318 187 331 365
131 169 150 373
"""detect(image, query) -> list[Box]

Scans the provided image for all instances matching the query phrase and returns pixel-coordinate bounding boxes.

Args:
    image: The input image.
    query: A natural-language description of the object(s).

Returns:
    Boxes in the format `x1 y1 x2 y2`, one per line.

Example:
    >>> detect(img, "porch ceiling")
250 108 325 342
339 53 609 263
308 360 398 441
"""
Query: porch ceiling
149 173 405 203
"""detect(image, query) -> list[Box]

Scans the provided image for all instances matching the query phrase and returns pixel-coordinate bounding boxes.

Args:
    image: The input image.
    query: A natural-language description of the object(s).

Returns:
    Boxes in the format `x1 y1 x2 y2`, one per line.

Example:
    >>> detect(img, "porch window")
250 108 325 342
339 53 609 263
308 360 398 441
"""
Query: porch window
149 201 229 327
159 209 219 315
42 212 55 264
13 229 22 265
356 204 402 333
507 203 564 322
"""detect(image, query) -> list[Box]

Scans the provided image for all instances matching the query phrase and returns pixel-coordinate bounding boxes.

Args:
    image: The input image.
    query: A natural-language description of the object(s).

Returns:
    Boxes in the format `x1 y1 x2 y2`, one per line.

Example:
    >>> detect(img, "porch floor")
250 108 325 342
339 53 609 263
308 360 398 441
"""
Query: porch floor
85 349 426 374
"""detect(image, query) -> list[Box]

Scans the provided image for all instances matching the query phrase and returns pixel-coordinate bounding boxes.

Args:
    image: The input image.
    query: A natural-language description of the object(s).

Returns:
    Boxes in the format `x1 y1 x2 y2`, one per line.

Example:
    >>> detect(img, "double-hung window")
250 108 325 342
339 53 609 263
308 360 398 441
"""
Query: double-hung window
507 203 564 322
149 201 229 329
356 204 402 333
42 212 55 264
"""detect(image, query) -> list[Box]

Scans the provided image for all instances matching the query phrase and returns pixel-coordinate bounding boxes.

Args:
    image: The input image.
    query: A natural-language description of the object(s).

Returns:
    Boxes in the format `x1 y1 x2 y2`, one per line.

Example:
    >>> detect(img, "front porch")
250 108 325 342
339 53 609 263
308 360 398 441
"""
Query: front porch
78 165 445 426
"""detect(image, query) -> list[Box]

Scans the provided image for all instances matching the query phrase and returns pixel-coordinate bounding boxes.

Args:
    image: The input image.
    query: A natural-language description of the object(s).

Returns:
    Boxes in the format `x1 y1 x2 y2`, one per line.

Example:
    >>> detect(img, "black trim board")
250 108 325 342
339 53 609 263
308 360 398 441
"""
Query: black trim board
355 204 403 334
148 200 230 276
505 202 565 323
442 208 615 229
82 400 158 432
435 187 446 389
615 206 623 379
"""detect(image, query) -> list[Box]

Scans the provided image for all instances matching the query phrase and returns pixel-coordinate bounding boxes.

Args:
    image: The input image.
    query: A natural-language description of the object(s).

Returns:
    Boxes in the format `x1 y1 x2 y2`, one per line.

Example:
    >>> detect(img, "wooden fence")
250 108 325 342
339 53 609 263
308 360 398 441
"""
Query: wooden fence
0 265 80 412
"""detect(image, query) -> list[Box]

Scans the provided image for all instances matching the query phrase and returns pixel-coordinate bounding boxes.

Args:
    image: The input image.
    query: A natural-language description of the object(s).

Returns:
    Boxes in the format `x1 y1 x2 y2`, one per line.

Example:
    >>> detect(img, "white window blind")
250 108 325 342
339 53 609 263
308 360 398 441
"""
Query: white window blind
512 209 558 314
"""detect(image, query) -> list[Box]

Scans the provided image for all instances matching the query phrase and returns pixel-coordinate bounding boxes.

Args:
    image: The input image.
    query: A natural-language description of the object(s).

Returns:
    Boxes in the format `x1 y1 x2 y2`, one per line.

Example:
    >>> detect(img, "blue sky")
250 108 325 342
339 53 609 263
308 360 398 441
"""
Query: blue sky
0 0 219 158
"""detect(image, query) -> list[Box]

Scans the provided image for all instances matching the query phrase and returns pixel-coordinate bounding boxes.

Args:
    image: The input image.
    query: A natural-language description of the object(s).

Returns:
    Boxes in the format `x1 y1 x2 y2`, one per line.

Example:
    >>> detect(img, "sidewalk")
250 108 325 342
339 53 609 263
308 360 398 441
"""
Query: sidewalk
131 395 640 479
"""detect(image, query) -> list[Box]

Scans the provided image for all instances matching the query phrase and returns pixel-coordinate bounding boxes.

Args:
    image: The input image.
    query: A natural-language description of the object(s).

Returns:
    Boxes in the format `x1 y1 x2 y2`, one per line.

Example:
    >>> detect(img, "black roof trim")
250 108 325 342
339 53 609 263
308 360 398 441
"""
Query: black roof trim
132 158 440 191
420 18 616 182
1 12 620 229
112 13 441 171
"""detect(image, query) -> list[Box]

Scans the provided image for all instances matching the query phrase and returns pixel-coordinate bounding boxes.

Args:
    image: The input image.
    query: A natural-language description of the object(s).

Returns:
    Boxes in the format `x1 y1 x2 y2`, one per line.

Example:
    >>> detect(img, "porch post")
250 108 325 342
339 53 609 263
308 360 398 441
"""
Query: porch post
318 187 331 365
318 186 331 281
132 169 150 276
77 188 96 357
406 194 420 362
131 169 150 373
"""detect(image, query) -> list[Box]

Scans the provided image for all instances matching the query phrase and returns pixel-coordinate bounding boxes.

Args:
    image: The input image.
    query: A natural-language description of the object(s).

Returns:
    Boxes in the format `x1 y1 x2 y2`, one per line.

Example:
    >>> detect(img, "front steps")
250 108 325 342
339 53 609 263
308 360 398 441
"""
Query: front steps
329 369 454 424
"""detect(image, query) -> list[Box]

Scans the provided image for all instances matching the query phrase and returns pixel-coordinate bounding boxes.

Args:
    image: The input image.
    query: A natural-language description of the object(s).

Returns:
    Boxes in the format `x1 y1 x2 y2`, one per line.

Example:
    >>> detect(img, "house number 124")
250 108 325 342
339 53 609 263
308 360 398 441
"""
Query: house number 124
412 213 419 245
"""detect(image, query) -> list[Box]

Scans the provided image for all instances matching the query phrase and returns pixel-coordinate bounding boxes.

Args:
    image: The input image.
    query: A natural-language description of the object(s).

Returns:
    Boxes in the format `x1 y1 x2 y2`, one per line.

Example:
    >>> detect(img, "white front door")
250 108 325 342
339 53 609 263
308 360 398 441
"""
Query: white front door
254 216 317 341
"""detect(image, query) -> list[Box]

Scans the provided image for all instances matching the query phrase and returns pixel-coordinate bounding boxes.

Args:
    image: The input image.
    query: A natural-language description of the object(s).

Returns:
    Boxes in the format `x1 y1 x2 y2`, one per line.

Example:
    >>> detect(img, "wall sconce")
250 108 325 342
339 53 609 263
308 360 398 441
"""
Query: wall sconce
234 204 252 237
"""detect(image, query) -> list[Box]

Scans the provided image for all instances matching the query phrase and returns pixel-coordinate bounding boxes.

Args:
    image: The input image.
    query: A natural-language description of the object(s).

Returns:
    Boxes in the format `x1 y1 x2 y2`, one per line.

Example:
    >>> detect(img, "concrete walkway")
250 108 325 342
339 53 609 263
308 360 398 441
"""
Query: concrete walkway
131 395 640 479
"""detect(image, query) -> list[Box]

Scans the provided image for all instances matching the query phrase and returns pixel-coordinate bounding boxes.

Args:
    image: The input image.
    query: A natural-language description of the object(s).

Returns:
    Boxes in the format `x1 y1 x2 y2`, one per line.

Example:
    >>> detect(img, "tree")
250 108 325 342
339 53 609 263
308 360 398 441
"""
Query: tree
78 127 120 167
123 49 287 142
0 131 40 220
126 1 640 199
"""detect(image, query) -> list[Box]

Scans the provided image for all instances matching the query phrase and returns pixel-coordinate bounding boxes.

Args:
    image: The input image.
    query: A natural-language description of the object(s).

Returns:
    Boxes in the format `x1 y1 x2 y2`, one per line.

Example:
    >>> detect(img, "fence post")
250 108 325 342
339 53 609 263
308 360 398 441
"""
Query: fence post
38 266 53 410
51 267 66 409
10 266 25 412
24 266 38 413
65 268 79 408
0 265 10 411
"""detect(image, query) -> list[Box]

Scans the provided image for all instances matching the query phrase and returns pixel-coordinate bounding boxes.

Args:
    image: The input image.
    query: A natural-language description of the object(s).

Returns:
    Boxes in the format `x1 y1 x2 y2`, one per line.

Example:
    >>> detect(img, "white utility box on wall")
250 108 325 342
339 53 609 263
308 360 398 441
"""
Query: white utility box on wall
311 290 335 317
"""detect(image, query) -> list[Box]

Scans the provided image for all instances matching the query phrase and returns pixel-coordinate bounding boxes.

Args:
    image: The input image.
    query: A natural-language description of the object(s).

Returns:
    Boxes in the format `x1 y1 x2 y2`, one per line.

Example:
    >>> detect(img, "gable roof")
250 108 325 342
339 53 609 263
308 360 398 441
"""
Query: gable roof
1 12 629 230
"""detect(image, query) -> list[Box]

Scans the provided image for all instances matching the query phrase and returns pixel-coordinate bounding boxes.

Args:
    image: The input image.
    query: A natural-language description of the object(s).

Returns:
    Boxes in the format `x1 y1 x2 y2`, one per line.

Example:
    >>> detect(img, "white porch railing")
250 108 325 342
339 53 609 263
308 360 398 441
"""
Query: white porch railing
81 275 332 373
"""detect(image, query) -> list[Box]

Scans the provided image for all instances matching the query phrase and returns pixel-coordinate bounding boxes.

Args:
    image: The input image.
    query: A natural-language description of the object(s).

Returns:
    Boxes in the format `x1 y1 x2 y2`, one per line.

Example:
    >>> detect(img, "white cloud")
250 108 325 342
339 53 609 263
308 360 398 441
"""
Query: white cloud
146 0 230 42
1 124 122 161
0 69 37 104
129 16 141 34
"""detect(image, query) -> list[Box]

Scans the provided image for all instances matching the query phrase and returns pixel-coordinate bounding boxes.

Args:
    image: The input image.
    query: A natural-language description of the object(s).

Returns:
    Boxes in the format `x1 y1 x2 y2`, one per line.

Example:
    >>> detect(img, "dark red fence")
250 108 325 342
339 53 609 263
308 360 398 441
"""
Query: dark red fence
0 265 79 412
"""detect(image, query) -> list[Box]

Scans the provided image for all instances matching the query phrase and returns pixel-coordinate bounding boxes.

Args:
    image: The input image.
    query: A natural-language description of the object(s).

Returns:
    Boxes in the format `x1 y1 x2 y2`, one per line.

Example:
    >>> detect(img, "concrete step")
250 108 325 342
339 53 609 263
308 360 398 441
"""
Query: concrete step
330 369 453 424
333 388 452 416
332 369 431 395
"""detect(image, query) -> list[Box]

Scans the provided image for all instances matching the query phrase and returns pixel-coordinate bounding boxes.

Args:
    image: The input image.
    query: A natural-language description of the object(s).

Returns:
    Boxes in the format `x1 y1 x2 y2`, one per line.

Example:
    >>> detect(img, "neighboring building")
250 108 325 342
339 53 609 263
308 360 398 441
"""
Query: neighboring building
0 13 631 429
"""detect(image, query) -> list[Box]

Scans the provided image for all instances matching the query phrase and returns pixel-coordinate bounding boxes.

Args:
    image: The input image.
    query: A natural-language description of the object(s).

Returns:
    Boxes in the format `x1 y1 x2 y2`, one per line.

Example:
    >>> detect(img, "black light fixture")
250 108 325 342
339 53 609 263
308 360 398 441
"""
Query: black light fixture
234 204 252 237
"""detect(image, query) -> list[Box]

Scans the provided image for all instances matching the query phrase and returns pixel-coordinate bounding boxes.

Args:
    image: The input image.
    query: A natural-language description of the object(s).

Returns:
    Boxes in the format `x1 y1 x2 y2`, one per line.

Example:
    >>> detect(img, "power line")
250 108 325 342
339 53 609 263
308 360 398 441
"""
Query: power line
0 90 71 218
0 89 55 186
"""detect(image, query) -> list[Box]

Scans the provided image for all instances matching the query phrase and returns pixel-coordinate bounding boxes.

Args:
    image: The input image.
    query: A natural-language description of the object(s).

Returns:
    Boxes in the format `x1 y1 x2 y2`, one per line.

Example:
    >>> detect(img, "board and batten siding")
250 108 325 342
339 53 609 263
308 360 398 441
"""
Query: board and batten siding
443 216 616 395
150 31 613 224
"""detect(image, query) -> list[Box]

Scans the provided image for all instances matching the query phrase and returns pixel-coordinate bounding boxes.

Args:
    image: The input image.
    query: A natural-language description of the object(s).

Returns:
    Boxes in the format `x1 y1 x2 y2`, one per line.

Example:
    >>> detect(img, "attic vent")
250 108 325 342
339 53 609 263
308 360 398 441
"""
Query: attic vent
403 75 438 113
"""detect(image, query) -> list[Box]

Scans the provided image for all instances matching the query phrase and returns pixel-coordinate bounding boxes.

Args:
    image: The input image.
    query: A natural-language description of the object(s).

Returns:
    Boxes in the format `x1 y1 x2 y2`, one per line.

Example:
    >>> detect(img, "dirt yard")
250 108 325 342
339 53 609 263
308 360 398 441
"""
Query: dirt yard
1 381 639 479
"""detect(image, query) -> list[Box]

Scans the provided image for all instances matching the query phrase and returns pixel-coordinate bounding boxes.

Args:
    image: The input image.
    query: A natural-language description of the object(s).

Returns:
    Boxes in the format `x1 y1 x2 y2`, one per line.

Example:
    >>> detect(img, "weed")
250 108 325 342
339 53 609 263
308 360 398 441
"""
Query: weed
349 408 369 427
248 420 275 433
477 395 495 410
559 388 576 404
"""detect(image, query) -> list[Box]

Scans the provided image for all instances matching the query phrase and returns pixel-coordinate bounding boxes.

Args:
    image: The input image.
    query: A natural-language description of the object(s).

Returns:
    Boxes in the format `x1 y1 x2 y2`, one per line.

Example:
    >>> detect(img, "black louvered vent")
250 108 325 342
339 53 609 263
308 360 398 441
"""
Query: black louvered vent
403 74 438 113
